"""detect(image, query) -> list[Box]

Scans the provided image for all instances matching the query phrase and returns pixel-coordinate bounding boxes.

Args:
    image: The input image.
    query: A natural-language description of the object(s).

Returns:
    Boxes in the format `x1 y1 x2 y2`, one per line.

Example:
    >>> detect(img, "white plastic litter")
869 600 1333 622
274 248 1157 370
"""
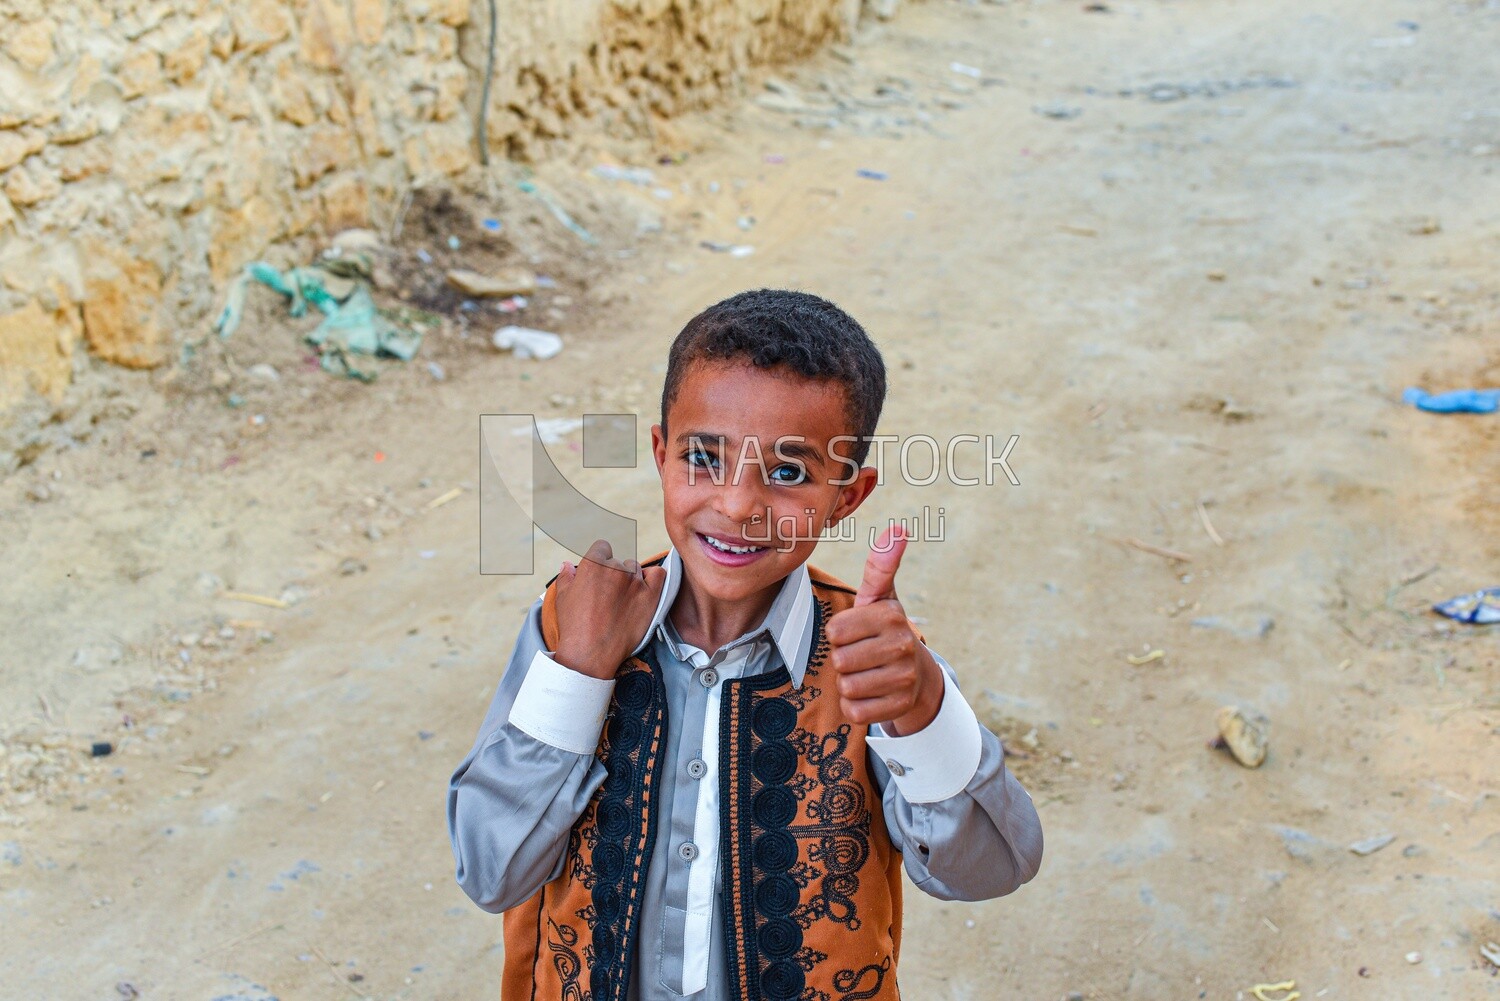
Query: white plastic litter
493 325 563 360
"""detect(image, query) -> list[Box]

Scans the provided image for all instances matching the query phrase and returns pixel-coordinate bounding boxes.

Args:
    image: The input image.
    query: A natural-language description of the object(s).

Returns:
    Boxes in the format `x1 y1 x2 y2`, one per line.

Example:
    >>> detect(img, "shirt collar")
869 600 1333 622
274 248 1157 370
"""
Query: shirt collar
632 548 816 687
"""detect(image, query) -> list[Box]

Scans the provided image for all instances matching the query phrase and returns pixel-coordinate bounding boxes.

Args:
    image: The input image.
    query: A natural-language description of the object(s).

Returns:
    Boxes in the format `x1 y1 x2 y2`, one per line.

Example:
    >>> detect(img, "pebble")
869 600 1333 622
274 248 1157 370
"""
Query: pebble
1405 951 1421 964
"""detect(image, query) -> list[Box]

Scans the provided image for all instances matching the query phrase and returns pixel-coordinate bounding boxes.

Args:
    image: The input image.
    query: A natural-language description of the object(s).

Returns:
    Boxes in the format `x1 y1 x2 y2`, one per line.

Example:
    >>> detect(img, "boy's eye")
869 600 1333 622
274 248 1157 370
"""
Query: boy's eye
685 448 719 469
770 463 806 485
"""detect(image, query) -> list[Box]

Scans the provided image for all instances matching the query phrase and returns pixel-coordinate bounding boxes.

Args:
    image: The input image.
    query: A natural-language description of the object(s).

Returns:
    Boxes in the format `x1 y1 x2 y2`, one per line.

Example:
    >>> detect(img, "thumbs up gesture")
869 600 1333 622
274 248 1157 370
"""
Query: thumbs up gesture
825 525 945 736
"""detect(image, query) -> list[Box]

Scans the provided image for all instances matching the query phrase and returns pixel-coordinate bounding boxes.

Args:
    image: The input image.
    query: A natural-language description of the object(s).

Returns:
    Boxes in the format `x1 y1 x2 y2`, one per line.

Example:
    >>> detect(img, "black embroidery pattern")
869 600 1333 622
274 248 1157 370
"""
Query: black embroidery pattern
721 595 891 1001
549 654 666 1001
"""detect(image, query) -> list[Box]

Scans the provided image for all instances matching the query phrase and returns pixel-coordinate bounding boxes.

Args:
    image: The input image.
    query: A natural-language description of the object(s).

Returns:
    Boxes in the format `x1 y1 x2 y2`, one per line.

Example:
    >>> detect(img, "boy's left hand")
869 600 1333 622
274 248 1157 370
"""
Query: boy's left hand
825 525 945 736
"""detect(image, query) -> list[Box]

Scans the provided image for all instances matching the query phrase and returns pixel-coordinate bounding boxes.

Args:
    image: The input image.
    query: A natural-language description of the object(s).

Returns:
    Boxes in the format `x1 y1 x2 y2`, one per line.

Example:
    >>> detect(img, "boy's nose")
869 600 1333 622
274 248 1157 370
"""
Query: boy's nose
712 475 770 529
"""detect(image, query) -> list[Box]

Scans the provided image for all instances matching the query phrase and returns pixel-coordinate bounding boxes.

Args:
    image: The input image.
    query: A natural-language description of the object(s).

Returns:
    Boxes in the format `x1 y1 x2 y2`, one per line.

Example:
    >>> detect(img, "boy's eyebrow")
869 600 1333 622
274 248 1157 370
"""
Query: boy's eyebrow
674 430 826 465
676 429 727 446
772 439 824 465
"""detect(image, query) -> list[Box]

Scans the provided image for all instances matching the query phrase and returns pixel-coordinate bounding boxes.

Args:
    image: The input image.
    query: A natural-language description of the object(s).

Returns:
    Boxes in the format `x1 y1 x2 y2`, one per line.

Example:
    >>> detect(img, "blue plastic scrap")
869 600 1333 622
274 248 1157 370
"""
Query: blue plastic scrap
1402 387 1500 413
1433 587 1500 626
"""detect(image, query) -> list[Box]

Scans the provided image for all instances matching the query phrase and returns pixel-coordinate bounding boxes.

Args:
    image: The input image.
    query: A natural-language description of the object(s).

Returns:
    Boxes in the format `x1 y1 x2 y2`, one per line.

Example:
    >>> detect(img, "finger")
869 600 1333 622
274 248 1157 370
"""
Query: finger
582 539 614 566
840 693 912 727
825 600 906 648
622 559 642 579
642 565 668 600
829 632 916 677
560 560 576 579
833 662 918 702
855 523 909 607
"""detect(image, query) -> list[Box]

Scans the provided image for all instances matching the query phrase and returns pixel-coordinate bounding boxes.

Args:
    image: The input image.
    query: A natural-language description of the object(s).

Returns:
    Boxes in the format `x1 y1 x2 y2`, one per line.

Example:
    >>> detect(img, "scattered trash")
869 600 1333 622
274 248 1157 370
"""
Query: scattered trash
699 241 755 257
247 363 280 382
949 62 983 79
220 591 290 610
446 235 461 251
592 164 656 185
1349 833 1396 856
1401 387 1499 413
518 179 596 244
495 295 528 313
115 983 139 1000
736 215 756 231
856 168 889 181
427 361 446 381
446 267 536 298
214 259 423 382
338 558 367 576
493 325 563 360
1404 951 1422 964
1191 615 1275 639
764 154 787 164
416 248 434 264
1207 269 1227 282
1211 706 1268 768
480 218 503 233
1249 982 1298 1001
1407 217 1441 235
1481 941 1500 969
1432 587 1500 625
1034 102 1083 120
90 741 113 758
1125 649 1164 666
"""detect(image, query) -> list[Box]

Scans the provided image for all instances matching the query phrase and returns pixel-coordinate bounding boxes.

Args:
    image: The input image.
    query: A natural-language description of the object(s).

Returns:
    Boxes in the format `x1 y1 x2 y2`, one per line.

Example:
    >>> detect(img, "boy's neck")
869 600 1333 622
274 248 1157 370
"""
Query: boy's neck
669 571 784 654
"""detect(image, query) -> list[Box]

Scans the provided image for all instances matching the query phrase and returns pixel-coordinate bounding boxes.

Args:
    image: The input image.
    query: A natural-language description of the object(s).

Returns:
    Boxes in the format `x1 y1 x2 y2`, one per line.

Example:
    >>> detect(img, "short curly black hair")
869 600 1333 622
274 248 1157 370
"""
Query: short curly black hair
660 289 887 465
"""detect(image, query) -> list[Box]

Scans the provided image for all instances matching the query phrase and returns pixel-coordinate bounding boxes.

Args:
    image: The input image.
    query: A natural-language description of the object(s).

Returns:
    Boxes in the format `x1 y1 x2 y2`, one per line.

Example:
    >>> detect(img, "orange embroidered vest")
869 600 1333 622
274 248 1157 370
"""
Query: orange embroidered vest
501 556 905 1001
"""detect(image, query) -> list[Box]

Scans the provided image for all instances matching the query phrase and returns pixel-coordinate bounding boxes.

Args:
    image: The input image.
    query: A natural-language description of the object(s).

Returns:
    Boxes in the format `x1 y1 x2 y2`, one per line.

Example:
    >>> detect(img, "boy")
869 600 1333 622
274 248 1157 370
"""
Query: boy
449 289 1042 1000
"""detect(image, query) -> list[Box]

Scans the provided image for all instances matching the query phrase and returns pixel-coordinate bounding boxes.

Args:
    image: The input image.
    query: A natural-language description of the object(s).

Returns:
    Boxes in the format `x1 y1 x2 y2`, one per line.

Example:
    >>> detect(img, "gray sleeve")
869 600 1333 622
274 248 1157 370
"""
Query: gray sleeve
873 652 1044 901
447 597 610 913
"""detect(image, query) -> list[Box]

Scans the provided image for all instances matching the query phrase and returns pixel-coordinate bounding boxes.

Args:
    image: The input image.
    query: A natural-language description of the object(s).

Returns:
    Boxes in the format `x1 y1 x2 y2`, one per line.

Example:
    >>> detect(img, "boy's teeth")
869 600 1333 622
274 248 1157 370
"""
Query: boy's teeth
704 535 764 555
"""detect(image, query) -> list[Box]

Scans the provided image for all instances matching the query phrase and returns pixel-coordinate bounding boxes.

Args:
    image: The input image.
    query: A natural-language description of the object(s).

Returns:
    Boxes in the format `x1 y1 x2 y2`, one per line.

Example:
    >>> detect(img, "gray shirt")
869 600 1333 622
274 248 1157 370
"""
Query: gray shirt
448 551 1043 1000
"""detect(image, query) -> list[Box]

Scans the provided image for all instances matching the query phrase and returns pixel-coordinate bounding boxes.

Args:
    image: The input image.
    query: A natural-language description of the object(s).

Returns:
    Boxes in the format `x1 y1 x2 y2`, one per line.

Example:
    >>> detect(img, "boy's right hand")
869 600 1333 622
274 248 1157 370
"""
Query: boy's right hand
552 540 668 681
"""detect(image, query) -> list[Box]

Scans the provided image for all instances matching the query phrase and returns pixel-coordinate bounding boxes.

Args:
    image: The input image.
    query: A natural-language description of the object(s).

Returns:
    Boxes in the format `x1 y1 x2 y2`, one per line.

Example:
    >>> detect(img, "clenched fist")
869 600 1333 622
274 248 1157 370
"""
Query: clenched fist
552 539 668 680
825 525 944 736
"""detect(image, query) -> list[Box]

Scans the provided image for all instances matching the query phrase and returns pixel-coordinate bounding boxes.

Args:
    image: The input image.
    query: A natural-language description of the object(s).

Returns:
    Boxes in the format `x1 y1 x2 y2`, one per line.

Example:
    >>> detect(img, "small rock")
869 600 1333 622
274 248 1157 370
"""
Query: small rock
90 741 114 757
1034 102 1082 120
338 558 367 576
1349 833 1396 856
1213 705 1268 767
26 483 51 502
446 268 536 298
247 363 280 382
1405 951 1421 964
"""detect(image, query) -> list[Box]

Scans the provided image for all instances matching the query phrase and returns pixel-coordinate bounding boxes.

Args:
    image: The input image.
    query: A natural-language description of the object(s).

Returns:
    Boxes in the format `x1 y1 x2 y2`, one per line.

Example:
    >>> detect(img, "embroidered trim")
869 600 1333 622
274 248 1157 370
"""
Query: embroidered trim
555 651 667 1001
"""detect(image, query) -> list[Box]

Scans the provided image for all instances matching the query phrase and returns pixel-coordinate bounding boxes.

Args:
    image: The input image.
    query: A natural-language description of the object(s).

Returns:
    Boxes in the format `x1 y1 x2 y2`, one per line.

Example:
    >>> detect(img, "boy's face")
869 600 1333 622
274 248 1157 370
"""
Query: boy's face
651 359 877 605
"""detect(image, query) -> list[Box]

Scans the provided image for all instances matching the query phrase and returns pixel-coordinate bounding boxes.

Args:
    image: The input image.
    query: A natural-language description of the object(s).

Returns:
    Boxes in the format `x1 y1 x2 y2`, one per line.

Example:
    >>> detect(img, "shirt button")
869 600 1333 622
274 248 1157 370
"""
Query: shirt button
678 841 700 862
884 759 906 777
687 758 708 780
699 667 719 688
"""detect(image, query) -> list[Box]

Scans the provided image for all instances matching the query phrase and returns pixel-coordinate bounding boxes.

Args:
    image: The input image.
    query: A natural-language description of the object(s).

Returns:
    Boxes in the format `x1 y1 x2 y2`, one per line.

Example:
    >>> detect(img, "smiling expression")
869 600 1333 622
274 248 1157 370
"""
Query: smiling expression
651 359 878 607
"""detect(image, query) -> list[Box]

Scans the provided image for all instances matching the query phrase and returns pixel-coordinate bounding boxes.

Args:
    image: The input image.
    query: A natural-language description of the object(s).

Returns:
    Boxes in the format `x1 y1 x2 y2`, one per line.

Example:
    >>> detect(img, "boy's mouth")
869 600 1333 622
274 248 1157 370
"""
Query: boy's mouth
696 532 770 567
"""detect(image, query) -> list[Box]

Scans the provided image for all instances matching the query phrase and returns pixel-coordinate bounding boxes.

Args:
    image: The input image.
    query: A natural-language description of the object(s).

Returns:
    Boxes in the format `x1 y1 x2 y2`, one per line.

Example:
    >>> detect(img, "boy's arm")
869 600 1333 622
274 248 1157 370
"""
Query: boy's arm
866 648 1044 901
447 598 614 913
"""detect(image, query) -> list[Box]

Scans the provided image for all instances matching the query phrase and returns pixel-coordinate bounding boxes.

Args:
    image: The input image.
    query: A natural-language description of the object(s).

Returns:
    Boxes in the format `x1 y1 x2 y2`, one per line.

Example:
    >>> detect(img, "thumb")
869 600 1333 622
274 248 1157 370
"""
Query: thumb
855 523 908 607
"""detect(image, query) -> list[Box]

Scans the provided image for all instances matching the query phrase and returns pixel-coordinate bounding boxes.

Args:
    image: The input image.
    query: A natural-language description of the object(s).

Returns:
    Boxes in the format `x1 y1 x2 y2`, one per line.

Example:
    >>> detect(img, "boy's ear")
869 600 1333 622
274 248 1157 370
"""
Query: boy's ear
650 423 667 479
827 465 878 525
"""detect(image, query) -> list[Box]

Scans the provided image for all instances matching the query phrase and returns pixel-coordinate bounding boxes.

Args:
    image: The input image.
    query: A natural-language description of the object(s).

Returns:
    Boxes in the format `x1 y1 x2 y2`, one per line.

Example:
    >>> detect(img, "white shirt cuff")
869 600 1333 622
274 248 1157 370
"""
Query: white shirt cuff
866 669 982 804
508 650 614 755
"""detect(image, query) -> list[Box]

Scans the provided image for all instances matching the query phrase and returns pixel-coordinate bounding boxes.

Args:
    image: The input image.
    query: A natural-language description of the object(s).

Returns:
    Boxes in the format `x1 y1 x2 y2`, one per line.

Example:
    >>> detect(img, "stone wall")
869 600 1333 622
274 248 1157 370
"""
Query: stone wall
0 0 877 467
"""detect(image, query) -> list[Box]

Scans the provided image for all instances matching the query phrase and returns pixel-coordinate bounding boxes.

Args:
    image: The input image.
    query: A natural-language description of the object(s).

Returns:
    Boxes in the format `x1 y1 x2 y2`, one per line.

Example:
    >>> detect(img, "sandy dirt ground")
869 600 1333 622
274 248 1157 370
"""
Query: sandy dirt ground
2 1 1499 998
